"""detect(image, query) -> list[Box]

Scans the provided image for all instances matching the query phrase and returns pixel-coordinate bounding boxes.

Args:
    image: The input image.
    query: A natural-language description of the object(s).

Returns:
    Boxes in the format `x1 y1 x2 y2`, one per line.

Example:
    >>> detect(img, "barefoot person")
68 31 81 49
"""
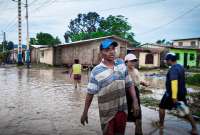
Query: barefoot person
125 53 149 135
70 59 82 89
155 53 198 135
80 39 139 135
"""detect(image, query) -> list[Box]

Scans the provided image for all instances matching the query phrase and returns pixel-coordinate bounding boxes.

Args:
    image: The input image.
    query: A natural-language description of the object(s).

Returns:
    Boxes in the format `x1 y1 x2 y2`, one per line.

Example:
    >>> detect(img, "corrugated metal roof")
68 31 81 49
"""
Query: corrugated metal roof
31 45 49 48
141 43 171 47
167 46 200 50
173 37 200 41
127 47 164 53
56 35 131 47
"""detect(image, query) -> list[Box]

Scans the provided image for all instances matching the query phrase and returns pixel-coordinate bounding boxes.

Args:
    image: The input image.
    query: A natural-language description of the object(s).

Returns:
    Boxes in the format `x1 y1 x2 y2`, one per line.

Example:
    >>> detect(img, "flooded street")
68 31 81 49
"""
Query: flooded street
0 67 199 135
0 67 101 135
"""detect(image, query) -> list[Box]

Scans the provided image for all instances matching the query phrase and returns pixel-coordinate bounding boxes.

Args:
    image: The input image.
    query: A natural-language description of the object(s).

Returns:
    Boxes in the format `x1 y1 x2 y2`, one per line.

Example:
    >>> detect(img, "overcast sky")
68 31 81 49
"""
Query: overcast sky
0 0 200 44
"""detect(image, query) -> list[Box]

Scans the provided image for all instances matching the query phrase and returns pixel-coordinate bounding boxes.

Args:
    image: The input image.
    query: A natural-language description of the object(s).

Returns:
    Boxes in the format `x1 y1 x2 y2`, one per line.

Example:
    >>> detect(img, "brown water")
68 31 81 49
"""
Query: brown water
0 67 199 135
0 67 101 135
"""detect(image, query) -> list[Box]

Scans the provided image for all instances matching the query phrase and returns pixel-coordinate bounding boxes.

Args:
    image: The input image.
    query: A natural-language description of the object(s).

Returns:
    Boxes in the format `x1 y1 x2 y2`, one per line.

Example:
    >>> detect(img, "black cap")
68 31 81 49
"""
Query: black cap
165 53 177 61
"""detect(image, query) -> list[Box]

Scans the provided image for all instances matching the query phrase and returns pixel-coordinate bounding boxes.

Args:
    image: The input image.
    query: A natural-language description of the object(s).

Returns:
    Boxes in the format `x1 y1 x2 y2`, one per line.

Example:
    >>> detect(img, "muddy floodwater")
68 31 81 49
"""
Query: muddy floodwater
0 67 199 135
0 67 101 135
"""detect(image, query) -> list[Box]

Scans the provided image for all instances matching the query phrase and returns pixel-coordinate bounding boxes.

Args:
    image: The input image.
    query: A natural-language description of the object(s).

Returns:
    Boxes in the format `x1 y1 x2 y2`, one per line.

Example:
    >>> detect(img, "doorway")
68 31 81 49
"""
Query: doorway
184 53 188 67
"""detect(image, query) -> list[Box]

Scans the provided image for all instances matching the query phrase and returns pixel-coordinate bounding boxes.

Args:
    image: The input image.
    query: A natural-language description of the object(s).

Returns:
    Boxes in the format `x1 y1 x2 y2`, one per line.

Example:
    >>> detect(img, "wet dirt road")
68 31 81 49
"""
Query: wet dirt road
0 67 199 135
0 67 101 135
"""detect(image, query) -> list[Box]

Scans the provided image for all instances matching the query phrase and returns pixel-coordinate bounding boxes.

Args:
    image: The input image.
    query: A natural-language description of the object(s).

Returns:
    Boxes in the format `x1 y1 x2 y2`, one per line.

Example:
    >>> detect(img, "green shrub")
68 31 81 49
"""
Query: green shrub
186 74 200 87
140 97 160 107
0 52 10 64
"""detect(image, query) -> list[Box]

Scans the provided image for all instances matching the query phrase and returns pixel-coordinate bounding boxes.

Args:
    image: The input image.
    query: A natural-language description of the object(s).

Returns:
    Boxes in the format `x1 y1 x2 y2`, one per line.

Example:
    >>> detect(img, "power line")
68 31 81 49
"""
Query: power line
139 3 200 35
30 0 167 18
6 22 18 32
3 0 57 39
99 0 167 12
2 1 28 31
29 0 39 5
0 1 12 14
1 0 39 10
3 12 25 32
3 0 38 32
3 16 19 31
30 0 57 13
10 0 167 37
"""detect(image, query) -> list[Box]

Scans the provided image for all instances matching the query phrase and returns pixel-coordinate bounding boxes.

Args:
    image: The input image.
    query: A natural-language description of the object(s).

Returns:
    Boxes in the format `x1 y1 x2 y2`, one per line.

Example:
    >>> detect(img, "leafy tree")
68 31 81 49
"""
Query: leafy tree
0 51 10 63
0 40 10 52
68 31 110 42
165 41 172 45
156 39 172 45
0 41 14 63
1 41 6 51
64 12 103 43
64 31 71 43
54 36 61 45
30 38 38 45
68 12 103 34
100 15 130 37
7 41 14 50
99 15 139 45
0 43 2 52
64 12 139 46
30 32 61 46
156 39 165 44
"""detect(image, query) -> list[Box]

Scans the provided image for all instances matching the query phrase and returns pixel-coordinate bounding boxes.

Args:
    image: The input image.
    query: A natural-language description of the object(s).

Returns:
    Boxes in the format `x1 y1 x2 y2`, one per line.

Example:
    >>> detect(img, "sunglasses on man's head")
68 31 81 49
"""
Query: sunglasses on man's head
130 60 137 62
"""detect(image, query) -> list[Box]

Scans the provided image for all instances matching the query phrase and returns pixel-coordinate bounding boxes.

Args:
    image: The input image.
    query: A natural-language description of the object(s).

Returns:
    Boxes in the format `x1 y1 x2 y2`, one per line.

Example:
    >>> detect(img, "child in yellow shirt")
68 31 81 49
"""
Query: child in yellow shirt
70 59 82 89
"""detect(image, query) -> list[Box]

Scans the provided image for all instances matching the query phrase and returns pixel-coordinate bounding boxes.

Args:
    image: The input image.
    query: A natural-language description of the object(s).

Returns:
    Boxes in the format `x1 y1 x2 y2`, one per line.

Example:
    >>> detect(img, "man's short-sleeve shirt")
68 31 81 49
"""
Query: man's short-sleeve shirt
87 58 132 94
166 64 187 98
87 58 132 132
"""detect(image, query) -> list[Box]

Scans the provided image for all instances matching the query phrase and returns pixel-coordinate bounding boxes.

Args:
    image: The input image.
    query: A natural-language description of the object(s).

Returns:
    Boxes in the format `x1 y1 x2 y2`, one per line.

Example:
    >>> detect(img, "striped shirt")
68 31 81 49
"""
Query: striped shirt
87 58 132 133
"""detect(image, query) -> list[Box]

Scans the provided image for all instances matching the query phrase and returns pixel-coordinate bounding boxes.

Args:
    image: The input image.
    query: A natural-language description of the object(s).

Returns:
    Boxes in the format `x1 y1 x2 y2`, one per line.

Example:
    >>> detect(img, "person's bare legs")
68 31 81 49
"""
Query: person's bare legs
74 80 78 89
159 108 165 128
135 119 143 135
77 80 81 90
185 113 198 134
159 128 164 135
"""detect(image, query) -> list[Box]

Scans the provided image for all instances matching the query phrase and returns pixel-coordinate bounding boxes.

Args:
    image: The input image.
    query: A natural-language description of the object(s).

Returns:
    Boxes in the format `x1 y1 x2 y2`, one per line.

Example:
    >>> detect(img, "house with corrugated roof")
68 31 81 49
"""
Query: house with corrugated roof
167 46 200 68
173 37 200 48
171 37 200 67
31 35 133 66
127 47 164 69
140 42 200 68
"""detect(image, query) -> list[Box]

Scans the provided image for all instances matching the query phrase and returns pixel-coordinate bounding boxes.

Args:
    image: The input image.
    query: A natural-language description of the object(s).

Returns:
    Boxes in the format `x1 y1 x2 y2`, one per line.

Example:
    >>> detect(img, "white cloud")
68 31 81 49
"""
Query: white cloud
0 0 200 44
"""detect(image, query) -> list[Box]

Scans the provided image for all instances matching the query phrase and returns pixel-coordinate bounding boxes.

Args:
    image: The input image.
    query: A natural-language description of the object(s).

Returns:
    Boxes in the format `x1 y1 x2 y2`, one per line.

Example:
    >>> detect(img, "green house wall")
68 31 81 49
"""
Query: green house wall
170 48 197 67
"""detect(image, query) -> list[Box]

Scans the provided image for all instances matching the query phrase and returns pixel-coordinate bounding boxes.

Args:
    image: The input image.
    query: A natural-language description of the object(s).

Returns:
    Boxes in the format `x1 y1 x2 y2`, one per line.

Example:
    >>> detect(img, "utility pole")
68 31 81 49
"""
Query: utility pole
13 0 30 67
3 32 6 53
25 0 30 68
1 31 6 53
17 0 23 65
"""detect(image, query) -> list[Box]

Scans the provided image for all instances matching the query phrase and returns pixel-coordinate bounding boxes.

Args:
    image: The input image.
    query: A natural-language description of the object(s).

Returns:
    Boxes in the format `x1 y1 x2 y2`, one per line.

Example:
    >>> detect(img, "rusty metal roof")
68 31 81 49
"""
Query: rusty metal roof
127 47 164 53
56 35 131 47
173 37 200 41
